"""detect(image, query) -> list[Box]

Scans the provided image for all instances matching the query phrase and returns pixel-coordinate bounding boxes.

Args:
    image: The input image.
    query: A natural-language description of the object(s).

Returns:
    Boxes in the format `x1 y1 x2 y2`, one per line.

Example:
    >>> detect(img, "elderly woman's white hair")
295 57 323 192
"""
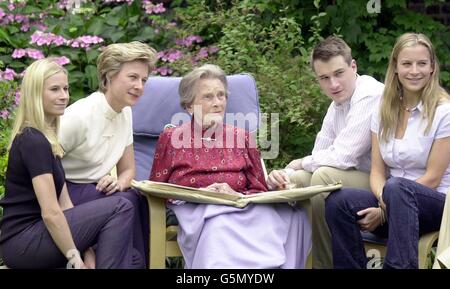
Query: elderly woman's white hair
178 64 228 109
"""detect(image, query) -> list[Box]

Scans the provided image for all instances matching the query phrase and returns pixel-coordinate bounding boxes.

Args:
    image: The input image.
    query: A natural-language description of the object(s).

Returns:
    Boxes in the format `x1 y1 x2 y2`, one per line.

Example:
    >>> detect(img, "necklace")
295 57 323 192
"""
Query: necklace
399 96 416 112
201 137 216 141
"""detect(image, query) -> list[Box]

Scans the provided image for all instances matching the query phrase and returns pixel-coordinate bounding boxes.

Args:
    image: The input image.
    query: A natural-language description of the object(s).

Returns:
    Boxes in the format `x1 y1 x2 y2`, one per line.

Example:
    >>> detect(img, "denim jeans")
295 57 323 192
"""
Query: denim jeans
325 177 445 269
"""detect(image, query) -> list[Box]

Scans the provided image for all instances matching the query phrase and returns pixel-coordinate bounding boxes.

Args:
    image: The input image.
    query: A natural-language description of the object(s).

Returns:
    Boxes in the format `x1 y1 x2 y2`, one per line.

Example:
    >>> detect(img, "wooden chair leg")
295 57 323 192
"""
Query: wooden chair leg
418 231 439 269
146 194 167 269
298 199 313 269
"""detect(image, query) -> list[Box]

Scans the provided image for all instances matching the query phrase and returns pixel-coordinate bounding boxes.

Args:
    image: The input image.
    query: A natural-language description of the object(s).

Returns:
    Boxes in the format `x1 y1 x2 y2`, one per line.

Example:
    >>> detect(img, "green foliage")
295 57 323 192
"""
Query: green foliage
321 0 450 88
0 80 17 217
0 0 214 103
173 0 330 169
176 0 450 170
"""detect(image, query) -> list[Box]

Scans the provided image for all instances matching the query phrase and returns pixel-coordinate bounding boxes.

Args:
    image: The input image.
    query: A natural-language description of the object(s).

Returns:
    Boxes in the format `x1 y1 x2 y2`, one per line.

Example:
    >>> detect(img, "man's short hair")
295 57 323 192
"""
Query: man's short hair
311 36 353 71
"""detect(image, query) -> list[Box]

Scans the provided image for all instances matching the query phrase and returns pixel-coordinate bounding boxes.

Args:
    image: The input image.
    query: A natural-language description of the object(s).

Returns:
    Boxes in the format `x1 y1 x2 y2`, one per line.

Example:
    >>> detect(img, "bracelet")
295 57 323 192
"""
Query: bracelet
378 203 386 225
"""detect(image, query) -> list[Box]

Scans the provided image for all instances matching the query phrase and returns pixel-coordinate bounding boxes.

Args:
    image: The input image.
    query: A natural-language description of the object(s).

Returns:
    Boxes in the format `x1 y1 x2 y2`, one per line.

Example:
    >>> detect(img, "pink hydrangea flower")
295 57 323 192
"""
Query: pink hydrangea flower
167 50 183 62
69 35 104 49
27 49 45 59
142 1 166 14
12 49 27 58
53 56 70 66
0 68 17 81
20 23 30 32
13 48 45 60
154 66 172 76
14 90 21 106
196 47 209 59
175 35 203 47
0 109 10 120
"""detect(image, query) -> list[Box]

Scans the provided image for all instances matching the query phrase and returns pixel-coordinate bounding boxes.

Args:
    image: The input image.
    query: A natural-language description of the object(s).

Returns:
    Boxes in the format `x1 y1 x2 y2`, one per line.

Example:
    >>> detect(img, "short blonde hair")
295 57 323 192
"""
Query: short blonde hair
179 64 228 109
97 41 157 92
10 58 67 157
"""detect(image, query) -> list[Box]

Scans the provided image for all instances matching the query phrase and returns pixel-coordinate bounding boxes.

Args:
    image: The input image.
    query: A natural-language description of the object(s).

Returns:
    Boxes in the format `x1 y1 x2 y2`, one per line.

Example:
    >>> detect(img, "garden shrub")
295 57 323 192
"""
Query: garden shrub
0 80 17 218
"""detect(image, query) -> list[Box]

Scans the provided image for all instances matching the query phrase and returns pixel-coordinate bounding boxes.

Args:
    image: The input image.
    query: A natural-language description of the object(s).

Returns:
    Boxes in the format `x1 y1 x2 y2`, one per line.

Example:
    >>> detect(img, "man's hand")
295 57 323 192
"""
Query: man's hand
285 158 303 170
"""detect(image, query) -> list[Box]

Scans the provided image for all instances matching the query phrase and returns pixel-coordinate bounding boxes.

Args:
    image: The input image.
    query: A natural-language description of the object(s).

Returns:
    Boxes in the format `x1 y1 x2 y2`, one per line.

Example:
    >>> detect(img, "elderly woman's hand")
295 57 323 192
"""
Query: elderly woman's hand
267 169 291 190
96 175 121 195
205 183 241 195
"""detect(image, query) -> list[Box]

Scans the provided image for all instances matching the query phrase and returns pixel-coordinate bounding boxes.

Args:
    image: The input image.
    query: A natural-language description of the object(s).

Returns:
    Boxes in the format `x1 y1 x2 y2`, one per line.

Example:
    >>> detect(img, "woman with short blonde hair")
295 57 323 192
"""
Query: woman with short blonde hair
59 41 158 268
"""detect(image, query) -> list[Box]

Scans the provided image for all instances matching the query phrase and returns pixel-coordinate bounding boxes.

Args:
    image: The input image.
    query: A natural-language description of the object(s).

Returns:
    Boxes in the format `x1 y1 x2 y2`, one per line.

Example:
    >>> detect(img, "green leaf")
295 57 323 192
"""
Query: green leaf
7 26 20 35
7 61 27 70
86 49 100 63
109 30 125 42
22 5 41 14
0 28 17 47
87 18 105 35
85 65 98 91
69 71 85 84
47 7 66 17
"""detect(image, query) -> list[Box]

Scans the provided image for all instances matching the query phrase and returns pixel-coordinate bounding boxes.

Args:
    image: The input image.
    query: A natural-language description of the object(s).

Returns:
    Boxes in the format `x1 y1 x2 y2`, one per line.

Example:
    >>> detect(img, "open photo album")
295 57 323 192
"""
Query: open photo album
131 180 343 208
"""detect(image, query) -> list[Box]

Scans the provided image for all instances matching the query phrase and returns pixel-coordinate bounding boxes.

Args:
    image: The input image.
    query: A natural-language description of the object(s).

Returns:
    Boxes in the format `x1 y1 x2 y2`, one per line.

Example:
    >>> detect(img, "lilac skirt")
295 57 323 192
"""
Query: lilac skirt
169 202 311 269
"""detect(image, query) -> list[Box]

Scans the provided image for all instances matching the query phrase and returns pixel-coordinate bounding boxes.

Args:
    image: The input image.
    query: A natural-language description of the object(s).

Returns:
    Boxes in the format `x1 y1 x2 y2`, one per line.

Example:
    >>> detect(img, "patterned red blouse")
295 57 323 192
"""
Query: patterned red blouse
149 122 268 195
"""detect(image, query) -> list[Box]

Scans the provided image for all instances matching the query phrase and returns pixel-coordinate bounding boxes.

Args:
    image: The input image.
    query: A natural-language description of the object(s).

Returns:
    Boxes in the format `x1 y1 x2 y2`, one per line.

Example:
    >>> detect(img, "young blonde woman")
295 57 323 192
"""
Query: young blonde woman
0 58 137 269
325 33 450 269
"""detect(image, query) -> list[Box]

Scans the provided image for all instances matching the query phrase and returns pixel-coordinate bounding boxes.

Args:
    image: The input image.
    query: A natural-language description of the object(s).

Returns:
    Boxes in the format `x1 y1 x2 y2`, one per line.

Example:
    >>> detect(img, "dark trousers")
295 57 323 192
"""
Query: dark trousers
1 196 141 269
325 177 445 269
66 181 149 268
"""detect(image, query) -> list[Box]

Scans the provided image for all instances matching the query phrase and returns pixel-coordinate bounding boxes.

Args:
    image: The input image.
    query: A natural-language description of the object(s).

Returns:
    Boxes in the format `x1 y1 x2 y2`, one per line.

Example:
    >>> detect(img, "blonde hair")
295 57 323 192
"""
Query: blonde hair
179 64 228 109
311 36 352 72
97 41 157 93
379 33 450 142
9 58 67 157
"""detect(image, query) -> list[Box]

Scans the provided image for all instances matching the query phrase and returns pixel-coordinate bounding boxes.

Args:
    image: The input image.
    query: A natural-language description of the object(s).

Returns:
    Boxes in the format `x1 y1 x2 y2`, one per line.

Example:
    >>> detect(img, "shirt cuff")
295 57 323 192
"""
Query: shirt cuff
301 155 314 172
284 168 295 177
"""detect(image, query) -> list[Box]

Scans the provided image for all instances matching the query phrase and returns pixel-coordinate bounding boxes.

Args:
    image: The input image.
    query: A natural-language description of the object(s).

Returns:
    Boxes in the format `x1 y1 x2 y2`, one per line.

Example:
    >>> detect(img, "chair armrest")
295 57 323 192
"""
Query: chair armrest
143 193 167 269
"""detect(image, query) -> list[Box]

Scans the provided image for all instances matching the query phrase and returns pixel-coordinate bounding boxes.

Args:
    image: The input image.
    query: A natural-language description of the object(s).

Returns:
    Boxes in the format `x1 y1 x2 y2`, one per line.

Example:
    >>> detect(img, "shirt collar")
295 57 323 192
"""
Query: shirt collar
333 74 359 109
98 92 120 120
416 101 424 112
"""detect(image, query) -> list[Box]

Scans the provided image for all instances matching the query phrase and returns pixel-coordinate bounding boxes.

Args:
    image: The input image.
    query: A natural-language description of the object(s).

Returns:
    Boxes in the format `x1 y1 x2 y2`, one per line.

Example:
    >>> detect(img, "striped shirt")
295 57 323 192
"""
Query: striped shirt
301 75 385 173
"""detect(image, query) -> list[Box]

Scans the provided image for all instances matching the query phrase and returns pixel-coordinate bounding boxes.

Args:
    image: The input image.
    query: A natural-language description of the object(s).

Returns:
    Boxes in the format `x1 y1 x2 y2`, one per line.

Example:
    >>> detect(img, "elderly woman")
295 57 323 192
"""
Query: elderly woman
149 64 311 268
59 41 157 268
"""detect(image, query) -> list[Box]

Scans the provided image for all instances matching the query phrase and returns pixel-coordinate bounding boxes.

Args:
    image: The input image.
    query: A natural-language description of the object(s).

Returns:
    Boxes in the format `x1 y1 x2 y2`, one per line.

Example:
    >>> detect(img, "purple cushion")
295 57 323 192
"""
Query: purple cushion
132 74 261 181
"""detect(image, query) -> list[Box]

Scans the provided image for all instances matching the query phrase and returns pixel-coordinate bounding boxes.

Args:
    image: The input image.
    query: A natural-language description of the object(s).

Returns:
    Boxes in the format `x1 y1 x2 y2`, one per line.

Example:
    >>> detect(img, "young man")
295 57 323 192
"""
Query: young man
267 36 385 269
